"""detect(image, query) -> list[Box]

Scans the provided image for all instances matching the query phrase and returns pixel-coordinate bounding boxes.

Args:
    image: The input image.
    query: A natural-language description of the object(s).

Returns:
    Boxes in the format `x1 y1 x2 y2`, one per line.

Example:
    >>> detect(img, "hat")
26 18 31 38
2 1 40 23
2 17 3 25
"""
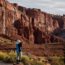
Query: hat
17 40 21 43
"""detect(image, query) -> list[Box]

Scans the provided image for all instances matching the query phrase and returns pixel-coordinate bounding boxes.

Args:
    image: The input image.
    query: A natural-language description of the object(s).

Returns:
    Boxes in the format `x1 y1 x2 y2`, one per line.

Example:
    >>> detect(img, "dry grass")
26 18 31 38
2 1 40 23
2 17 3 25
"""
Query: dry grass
0 51 65 65
0 51 16 63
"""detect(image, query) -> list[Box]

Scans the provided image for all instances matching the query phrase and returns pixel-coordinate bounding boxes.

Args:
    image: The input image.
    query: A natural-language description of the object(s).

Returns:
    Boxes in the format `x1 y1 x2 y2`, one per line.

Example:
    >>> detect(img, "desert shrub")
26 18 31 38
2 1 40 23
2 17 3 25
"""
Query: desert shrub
0 51 16 63
0 51 64 65
3 55 11 63
21 55 44 65
0 51 6 61
49 56 65 65
21 55 31 65
0 51 10 62
31 59 44 65
8 51 16 63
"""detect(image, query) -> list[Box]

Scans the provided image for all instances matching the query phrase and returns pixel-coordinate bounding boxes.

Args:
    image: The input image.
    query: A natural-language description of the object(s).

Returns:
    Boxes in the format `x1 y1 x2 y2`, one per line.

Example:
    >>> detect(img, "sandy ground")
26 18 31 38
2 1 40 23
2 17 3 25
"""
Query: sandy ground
0 63 12 65
0 61 23 65
0 61 13 65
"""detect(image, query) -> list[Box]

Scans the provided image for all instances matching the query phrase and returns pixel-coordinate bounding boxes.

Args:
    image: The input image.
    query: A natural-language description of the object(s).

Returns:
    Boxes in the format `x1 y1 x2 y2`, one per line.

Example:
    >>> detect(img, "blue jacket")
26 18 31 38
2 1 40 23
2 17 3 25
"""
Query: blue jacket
16 41 22 53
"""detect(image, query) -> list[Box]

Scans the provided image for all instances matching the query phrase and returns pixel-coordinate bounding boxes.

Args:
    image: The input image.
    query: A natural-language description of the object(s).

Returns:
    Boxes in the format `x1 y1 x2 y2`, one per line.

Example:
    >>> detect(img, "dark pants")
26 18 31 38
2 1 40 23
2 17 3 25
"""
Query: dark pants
16 52 21 63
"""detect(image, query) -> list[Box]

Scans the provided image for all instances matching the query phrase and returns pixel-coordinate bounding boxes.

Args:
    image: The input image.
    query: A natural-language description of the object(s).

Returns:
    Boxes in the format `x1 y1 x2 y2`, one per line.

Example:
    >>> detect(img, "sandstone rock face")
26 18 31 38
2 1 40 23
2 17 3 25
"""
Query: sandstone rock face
0 0 65 44
63 15 65 29
0 0 65 57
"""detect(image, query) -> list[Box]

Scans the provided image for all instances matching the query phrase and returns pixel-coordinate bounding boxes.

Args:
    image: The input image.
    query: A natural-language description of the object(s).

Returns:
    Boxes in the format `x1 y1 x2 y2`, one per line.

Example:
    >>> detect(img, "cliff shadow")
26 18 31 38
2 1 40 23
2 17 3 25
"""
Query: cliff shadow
52 16 64 28
33 27 44 44
13 19 22 35
51 28 65 39
13 19 29 39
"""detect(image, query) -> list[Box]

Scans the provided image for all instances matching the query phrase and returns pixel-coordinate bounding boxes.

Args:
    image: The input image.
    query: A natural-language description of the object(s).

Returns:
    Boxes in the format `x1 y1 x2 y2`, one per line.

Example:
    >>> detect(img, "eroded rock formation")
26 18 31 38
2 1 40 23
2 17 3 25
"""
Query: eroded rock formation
0 0 65 44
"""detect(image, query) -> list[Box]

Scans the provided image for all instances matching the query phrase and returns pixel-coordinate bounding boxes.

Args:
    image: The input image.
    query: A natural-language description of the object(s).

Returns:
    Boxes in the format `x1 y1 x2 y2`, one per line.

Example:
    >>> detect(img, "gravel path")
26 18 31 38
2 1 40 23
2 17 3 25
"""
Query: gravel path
0 62 13 65
0 62 23 65
0 63 12 65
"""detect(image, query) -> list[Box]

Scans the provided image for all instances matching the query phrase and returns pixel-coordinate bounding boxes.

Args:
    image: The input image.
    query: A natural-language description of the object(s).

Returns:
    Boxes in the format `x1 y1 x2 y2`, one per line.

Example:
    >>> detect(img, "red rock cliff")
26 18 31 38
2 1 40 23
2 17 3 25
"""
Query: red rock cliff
0 0 65 44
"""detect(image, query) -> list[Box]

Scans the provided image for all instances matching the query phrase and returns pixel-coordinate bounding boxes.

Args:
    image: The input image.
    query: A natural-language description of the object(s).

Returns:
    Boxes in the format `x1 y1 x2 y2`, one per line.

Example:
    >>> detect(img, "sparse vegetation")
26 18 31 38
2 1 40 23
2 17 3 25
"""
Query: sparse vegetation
49 56 65 65
0 51 16 63
21 55 45 65
0 36 15 45
0 51 65 65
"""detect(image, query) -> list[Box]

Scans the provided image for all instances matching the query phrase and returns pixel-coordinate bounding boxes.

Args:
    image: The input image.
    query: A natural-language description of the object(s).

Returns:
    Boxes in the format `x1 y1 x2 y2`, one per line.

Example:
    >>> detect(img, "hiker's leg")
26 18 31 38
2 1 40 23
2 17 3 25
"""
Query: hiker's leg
16 52 18 60
19 52 21 62
16 52 19 63
21 51 23 57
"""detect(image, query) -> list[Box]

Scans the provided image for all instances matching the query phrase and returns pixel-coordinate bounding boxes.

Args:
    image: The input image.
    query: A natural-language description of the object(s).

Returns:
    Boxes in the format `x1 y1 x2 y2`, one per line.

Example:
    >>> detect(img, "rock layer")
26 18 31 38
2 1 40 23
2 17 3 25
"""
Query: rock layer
0 0 65 44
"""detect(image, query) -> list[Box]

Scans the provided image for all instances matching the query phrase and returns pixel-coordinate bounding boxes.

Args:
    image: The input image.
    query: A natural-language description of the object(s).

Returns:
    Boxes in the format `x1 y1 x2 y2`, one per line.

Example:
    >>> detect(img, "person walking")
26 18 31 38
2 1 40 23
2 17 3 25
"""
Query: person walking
16 39 22 64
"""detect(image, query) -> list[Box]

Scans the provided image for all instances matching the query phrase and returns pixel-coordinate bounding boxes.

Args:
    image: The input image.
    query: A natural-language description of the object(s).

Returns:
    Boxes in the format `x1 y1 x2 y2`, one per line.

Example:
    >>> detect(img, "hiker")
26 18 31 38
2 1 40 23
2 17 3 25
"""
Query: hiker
16 39 22 63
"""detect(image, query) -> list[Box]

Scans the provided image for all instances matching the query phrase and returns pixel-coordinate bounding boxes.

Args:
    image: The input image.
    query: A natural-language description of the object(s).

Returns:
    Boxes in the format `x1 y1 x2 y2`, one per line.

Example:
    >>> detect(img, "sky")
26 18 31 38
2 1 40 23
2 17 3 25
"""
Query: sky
7 0 65 15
